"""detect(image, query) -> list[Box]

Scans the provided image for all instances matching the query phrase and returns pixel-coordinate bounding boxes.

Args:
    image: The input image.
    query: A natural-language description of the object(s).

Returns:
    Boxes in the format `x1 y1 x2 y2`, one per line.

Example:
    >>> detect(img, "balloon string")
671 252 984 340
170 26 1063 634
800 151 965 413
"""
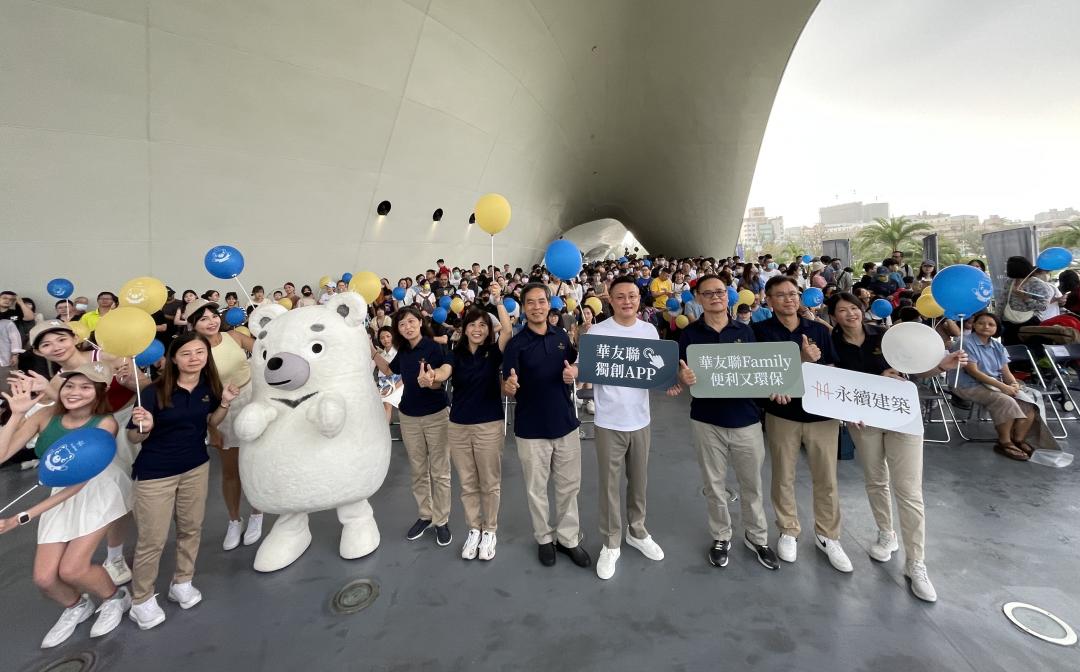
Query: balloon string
131 356 144 433
954 317 965 388
0 484 40 515
233 277 252 308
490 235 495 283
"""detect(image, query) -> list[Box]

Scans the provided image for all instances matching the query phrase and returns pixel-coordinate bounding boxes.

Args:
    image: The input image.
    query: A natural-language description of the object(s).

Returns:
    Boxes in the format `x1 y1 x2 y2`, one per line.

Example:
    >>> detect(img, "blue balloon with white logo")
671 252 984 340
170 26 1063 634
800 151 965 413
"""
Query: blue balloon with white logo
801 254 813 264
502 297 518 313
931 264 993 317
545 240 583 280
46 278 75 299
392 287 406 301
1036 247 1073 272
133 339 165 368
341 272 353 283
432 307 448 324
802 287 824 308
438 295 452 310
551 296 565 310
726 286 739 305
204 245 245 279
224 307 246 326
681 290 694 303
642 259 652 268
618 256 628 264
666 297 681 312
38 427 116 487
870 299 893 319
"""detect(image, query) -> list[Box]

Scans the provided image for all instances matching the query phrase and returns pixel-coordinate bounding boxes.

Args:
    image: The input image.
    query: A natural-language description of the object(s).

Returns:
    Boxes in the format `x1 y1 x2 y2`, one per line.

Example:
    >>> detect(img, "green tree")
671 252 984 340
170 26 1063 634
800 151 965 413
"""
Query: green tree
1040 222 1080 249
855 217 934 263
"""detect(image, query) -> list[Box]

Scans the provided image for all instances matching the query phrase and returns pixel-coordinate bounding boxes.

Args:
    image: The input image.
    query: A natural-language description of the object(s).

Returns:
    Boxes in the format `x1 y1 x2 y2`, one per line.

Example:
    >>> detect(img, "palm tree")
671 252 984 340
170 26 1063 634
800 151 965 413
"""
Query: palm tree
1040 221 1080 249
855 217 934 260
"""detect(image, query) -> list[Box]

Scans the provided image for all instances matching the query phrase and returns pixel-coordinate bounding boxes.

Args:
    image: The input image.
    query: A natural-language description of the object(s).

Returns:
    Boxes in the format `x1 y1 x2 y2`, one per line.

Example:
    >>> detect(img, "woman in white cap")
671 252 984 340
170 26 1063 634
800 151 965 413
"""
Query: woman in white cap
0 362 134 647
183 299 261 550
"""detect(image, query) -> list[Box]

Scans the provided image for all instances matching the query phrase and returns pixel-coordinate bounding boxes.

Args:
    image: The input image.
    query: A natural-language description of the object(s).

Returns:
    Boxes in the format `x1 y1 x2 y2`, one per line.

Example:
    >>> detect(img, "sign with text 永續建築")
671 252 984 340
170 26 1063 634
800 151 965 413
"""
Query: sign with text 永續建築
687 342 803 398
800 363 923 436
577 334 678 389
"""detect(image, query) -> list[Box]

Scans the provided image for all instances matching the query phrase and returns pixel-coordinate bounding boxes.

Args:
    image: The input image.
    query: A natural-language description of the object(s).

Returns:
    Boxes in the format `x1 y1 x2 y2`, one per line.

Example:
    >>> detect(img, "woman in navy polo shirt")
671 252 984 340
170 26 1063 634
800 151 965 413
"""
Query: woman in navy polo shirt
373 306 454 547
446 282 513 561
125 332 238 631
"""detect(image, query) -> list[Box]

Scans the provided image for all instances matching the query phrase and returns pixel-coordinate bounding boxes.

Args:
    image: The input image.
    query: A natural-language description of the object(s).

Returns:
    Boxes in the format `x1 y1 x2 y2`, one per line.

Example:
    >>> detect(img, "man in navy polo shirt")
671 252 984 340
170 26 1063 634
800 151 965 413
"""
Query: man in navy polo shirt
753 275 853 573
503 283 591 569
669 274 779 571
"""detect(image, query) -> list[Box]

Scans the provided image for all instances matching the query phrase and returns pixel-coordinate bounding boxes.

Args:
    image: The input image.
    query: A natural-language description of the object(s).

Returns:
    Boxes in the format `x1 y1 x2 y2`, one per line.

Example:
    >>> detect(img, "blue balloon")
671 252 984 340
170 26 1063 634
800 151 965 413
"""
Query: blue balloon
802 287 824 308
38 427 116 487
432 307 448 324
204 245 245 279
545 240 583 280
1037 247 1073 272
134 339 165 368
438 295 453 310
224 306 246 326
681 290 694 303
642 259 652 268
341 272 353 283
46 278 74 299
392 286 406 301
802 254 813 264
870 299 893 319
551 296 565 310
931 265 993 317
666 297 681 312
726 286 739 305
502 297 518 312
618 256 628 264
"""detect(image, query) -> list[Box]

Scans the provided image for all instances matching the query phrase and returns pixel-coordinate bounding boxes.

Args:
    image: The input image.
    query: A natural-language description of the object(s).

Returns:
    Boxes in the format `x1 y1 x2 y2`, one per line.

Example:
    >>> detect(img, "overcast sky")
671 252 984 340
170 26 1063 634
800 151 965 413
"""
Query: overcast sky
745 0 1080 228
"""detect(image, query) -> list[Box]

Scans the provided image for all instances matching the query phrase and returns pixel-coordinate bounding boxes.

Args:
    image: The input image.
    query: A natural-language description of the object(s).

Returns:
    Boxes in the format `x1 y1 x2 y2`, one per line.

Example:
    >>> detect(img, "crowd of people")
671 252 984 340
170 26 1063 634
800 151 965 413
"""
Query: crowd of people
0 246 1073 649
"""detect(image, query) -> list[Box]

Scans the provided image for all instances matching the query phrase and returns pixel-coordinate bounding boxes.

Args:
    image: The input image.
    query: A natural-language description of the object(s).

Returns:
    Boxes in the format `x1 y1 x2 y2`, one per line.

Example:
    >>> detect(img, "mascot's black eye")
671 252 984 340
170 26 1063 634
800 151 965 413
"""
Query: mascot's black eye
262 349 268 360
311 342 323 354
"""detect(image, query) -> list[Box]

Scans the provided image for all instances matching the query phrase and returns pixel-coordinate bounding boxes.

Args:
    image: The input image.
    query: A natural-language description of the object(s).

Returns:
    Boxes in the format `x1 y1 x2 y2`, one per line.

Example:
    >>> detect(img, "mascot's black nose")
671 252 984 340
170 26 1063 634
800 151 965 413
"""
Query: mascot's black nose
267 356 283 371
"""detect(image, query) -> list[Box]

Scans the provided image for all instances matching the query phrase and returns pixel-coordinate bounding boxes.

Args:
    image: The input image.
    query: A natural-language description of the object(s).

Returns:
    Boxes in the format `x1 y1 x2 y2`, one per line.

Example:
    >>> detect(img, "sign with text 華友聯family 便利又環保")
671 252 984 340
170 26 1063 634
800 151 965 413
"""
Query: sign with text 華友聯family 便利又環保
800 363 923 436
577 334 678 389
686 342 803 398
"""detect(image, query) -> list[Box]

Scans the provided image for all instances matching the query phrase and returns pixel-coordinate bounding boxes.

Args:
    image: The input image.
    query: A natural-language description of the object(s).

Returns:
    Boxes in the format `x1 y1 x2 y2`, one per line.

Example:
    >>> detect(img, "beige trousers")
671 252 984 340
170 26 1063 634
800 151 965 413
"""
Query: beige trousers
400 409 451 526
595 426 651 549
131 462 209 604
849 425 926 562
516 430 582 546
691 420 768 545
764 414 842 540
448 420 503 531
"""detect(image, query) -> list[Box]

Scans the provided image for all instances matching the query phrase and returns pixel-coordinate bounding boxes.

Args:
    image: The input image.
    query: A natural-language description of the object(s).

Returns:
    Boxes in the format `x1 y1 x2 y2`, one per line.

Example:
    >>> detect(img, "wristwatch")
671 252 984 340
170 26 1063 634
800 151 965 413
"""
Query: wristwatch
17 511 30 526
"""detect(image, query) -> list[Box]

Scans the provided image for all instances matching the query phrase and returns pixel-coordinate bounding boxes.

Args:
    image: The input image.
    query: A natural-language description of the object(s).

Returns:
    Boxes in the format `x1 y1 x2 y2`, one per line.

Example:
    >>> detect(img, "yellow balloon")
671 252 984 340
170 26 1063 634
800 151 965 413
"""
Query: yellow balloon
233 326 251 337
277 297 293 309
348 271 382 304
475 193 511 235
68 320 90 342
565 298 578 312
675 315 690 329
318 276 332 290
450 297 465 314
916 292 944 319
94 307 156 357
737 289 755 306
584 297 603 315
119 276 167 313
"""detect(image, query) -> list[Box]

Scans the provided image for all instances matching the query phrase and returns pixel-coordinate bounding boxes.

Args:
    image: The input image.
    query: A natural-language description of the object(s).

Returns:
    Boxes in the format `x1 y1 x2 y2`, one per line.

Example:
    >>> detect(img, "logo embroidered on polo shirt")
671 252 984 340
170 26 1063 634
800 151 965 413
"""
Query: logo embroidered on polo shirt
201 395 210 402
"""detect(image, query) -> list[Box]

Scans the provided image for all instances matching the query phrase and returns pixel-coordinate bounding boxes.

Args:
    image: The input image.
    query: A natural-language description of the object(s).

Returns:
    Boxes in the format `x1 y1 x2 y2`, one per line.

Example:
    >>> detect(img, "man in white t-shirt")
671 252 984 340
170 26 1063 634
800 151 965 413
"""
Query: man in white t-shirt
587 276 665 580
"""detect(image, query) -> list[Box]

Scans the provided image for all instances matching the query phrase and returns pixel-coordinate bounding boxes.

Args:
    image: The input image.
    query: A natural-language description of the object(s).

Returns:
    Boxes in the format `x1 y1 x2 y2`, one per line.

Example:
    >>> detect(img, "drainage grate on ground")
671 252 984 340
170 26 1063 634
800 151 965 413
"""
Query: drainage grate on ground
331 579 379 615
1003 602 1078 647
38 652 96 672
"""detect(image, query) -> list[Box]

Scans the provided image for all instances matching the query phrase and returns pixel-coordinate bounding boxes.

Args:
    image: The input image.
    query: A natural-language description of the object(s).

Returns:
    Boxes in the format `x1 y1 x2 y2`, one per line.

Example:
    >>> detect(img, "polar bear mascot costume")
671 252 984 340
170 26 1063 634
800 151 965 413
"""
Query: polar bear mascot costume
235 292 391 572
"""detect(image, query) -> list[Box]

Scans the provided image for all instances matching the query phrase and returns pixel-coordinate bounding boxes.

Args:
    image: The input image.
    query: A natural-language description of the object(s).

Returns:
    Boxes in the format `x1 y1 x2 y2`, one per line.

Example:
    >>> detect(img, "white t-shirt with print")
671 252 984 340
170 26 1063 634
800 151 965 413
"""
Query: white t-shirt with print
586 317 657 431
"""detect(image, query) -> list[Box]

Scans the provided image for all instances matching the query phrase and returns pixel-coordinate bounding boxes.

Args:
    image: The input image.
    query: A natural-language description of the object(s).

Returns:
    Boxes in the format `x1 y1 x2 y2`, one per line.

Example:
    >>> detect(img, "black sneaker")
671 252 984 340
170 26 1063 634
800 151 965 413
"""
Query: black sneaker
406 519 431 540
538 542 556 566
708 539 730 567
555 541 592 568
744 535 780 570
435 524 452 546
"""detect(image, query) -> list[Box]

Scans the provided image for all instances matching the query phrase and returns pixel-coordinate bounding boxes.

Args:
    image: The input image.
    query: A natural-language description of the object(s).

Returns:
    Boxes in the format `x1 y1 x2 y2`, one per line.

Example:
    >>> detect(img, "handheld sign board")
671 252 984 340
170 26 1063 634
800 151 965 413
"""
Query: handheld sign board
801 363 923 436
578 334 678 389
687 342 803 398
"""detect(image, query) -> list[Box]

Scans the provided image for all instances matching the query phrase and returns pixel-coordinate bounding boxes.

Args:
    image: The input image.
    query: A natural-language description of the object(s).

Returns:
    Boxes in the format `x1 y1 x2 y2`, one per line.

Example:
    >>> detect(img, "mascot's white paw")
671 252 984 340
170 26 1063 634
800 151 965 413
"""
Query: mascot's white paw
338 500 380 560
306 391 347 439
253 513 312 572
235 402 278 442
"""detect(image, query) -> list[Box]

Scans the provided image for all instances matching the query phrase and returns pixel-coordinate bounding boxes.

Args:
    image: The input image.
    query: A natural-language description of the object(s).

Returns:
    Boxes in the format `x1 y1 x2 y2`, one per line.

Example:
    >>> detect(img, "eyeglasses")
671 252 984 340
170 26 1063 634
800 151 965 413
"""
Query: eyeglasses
698 290 725 298
768 292 800 301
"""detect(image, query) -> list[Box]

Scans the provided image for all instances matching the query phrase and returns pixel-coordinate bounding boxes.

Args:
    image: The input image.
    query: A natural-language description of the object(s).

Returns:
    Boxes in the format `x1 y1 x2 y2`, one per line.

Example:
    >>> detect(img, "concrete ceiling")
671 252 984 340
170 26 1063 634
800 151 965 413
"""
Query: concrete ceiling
1 0 816 294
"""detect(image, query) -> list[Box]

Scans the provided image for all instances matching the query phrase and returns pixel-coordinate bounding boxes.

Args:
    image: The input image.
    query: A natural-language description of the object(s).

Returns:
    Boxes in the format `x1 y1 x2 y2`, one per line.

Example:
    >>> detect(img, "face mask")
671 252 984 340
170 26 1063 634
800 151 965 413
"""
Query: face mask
542 275 550 283
75 303 88 311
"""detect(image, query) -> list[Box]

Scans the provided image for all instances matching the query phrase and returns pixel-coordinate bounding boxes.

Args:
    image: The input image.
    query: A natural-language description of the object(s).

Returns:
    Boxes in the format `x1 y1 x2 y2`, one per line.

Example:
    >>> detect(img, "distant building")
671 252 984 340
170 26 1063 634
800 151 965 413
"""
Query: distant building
739 207 784 250
818 201 889 232
1035 207 1080 225
905 211 980 237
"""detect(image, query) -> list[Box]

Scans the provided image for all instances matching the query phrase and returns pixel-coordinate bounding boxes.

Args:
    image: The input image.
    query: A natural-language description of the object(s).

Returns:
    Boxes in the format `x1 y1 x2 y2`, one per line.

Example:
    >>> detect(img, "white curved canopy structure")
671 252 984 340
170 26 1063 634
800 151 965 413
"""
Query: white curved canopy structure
2 0 817 292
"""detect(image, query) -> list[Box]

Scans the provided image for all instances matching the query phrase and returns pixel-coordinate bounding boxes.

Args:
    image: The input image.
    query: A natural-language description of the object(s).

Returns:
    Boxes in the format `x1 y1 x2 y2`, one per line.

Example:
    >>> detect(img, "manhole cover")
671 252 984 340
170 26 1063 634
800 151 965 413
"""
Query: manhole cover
39 652 96 672
331 579 379 615
1003 602 1077 646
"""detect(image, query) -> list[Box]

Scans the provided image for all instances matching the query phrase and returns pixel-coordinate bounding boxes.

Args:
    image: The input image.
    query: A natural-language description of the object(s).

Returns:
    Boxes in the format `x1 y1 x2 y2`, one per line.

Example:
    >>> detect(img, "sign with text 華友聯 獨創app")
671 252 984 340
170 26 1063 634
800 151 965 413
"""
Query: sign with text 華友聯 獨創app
577 334 678 389
687 342 803 398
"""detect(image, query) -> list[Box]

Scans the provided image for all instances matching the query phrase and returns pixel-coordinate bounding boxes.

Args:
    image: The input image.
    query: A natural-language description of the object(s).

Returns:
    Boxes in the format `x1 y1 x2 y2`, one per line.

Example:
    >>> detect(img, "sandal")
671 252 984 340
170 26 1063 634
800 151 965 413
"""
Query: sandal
994 442 1030 461
1016 441 1036 456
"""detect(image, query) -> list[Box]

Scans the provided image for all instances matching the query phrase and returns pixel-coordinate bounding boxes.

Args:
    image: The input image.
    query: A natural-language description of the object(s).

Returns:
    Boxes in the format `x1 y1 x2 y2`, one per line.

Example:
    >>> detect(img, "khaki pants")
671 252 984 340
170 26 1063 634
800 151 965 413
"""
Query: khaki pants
691 420 768 545
764 414 842 540
400 409 451 526
849 425 926 562
131 462 209 604
516 430 582 546
448 420 503 531
595 426 651 549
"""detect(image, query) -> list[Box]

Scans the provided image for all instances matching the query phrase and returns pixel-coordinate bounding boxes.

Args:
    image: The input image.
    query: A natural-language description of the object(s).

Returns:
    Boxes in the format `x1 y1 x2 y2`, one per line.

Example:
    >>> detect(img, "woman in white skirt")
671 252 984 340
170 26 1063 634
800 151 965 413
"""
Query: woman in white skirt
0 363 133 648
375 326 404 422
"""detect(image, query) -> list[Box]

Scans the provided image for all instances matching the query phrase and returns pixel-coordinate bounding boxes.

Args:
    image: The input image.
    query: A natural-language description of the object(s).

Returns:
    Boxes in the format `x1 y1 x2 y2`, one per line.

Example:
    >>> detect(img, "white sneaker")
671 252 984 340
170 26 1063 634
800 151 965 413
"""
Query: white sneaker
129 595 166 630
625 532 664 561
585 400 595 414
478 531 497 560
41 594 95 648
777 534 798 563
869 529 899 562
223 519 243 551
167 581 203 609
461 528 481 560
103 555 132 585
815 534 854 573
243 514 264 546
905 561 938 602
596 546 621 580
91 586 131 638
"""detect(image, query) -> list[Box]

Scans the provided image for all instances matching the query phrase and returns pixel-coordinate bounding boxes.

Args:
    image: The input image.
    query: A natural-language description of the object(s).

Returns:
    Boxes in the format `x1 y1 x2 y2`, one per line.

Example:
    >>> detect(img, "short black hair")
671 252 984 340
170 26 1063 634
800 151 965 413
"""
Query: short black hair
765 275 799 295
520 282 550 303
607 275 639 295
1005 255 1034 279
693 274 725 292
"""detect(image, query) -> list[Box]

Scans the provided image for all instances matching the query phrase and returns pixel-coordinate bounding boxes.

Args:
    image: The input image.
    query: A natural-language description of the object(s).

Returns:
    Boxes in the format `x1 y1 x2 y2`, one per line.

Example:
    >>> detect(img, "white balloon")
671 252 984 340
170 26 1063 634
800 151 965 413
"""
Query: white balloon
881 322 946 375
